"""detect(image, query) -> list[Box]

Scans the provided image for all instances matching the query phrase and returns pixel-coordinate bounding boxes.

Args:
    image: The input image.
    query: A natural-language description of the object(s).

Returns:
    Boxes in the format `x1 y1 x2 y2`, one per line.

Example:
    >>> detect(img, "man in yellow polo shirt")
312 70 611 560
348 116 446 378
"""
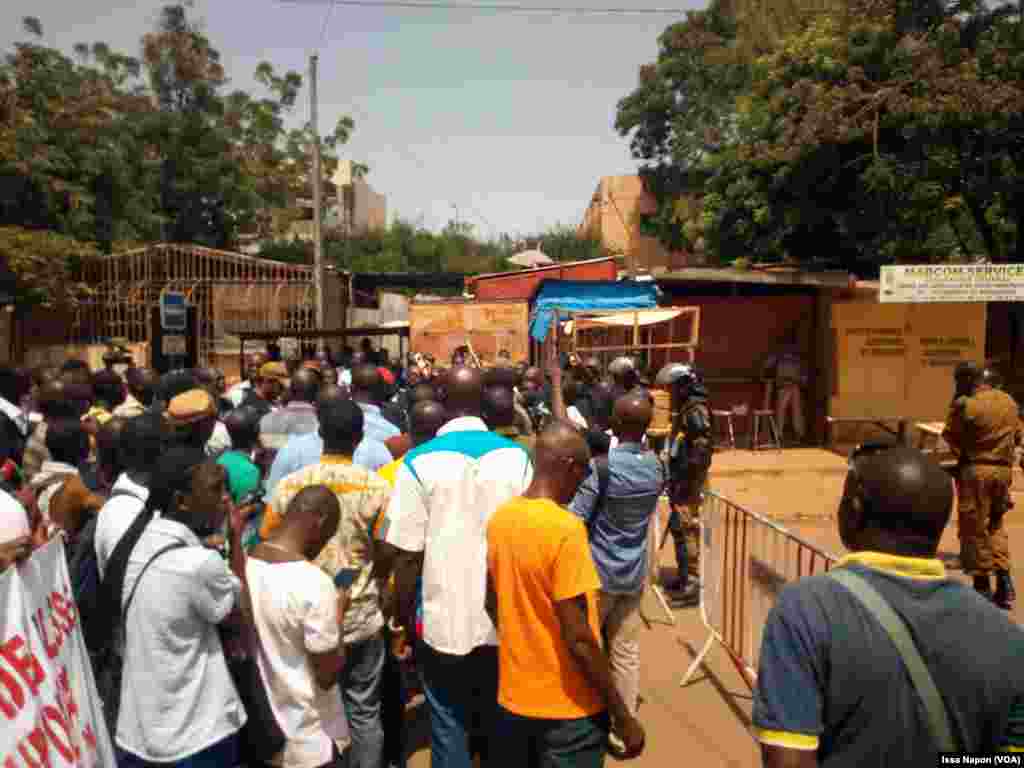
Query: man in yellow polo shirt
373 398 446 768
486 422 645 767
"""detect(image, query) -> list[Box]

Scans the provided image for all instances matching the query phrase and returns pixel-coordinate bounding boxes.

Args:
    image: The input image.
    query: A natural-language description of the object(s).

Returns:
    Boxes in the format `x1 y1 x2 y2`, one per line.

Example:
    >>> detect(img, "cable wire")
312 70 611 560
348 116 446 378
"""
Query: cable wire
281 0 684 15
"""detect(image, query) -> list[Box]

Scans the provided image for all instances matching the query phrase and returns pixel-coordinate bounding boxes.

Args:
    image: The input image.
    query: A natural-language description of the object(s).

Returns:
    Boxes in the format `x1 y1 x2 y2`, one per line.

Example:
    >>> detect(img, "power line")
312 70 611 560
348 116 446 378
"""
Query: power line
280 0 685 15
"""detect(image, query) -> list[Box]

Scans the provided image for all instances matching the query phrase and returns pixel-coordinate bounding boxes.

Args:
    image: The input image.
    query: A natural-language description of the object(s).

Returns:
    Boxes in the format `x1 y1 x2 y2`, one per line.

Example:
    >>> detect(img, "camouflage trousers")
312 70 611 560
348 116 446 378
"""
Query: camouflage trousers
957 464 1012 575
668 500 701 579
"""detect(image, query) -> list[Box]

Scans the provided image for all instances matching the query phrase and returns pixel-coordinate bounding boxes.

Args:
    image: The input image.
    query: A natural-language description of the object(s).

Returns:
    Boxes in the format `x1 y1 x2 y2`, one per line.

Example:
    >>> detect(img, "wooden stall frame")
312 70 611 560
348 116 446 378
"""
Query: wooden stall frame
66 244 320 367
237 326 411 374
567 306 701 363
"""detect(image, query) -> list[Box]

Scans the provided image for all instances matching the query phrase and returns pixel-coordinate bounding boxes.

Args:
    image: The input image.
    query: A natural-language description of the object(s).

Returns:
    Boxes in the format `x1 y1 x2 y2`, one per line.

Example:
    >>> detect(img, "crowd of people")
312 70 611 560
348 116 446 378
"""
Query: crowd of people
2 340 1023 768
0 339 684 768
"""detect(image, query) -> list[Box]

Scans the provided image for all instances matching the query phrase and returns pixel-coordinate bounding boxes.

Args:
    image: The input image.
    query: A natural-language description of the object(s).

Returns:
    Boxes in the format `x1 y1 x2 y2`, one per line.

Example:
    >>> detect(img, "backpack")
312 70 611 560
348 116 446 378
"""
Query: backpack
75 488 152 731
69 488 144 660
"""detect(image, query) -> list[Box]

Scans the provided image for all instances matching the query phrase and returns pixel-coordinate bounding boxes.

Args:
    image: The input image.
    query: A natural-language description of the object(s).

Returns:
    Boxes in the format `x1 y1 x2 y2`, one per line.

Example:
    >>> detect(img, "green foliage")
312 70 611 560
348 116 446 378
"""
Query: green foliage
0 4 358 284
0 226 99 306
258 220 609 277
618 0 1024 272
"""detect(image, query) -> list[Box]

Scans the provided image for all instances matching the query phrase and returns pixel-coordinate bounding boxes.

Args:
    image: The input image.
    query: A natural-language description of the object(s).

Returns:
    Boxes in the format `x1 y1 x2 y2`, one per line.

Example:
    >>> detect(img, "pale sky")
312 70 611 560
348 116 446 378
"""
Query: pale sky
2 0 700 237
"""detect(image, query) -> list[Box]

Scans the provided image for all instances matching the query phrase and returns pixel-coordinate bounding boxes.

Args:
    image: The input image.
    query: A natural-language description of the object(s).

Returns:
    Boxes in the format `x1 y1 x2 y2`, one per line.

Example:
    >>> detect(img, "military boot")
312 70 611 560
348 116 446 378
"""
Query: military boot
994 570 1017 611
973 574 993 600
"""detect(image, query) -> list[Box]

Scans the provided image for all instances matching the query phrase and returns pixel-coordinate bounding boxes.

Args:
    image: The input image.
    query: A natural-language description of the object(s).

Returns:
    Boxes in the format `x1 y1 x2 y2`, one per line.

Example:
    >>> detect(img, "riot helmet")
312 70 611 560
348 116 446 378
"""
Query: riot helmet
655 362 706 399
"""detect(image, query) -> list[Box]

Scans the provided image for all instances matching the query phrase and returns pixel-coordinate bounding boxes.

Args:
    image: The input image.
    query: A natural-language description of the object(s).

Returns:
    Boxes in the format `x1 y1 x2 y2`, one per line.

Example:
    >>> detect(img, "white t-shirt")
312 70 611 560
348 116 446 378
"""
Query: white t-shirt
94 473 150 581
567 405 589 430
117 518 245 762
385 416 533 655
0 488 29 544
206 421 233 458
226 380 252 408
248 558 349 768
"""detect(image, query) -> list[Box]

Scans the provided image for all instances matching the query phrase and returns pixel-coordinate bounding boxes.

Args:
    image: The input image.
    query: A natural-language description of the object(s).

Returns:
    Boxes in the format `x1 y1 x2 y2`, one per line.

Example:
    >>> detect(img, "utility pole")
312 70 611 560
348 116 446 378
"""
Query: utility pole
310 53 326 354
607 192 635 279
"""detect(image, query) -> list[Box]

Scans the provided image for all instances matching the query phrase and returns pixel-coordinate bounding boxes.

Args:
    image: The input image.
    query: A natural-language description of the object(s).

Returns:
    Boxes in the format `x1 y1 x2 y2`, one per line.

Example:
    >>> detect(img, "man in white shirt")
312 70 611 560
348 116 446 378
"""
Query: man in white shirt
0 487 31 573
248 485 350 768
386 366 533 768
227 352 270 408
116 447 251 768
94 412 163 579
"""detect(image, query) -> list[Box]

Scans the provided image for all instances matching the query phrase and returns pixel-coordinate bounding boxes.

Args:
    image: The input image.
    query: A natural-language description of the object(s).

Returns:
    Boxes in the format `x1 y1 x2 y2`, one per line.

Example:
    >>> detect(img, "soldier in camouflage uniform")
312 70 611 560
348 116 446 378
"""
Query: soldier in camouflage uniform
943 363 1019 609
655 363 713 605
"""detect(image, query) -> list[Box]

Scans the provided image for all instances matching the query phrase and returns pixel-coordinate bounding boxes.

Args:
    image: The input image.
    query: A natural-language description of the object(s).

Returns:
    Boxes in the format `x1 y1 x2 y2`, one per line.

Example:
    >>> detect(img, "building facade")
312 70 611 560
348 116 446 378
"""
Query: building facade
578 175 694 275
290 160 387 241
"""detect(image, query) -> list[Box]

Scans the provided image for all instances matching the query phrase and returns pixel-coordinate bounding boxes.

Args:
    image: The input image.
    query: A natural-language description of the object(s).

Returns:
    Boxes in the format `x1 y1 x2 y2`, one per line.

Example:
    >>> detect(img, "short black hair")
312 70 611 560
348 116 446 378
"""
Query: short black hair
157 370 198 404
852 445 954 542
223 405 262 451
584 428 612 458
0 365 19 403
93 370 126 408
319 399 364 452
120 412 166 473
61 359 90 374
589 386 615 425
45 419 90 466
290 368 323 404
97 417 128 478
144 445 210 521
126 367 158 406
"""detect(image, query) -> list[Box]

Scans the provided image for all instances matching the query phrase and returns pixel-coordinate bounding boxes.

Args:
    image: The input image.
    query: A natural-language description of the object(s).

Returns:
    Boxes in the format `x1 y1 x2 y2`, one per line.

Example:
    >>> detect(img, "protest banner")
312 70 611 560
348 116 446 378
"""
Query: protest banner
1 537 116 767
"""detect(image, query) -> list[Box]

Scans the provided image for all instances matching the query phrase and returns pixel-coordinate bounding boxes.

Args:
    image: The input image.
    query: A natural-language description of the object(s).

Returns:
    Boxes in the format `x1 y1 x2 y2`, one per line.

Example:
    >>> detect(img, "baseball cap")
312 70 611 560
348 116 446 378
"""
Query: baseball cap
258 362 289 382
165 388 216 426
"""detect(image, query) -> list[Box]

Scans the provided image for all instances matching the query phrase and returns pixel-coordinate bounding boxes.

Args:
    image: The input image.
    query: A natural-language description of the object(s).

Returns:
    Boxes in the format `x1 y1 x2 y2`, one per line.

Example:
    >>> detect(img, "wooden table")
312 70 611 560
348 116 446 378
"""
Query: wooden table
825 416 909 447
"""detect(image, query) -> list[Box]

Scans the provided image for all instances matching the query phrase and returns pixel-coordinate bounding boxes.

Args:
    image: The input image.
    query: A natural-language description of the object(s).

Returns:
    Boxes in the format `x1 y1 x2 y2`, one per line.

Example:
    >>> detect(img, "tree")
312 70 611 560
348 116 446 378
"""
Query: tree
0 18 157 250
614 0 752 254
0 4 359 256
617 0 1024 272
0 226 99 306
520 224 610 264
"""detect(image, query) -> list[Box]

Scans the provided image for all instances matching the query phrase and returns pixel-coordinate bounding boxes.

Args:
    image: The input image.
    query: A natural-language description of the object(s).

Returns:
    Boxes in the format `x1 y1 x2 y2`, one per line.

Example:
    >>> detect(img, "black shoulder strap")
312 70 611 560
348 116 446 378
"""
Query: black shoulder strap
587 455 611 529
102 505 155 618
108 487 145 502
122 542 187 621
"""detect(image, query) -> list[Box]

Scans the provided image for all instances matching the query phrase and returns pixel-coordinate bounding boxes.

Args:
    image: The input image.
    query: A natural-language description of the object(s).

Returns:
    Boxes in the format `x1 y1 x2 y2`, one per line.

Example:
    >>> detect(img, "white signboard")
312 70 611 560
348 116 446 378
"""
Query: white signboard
159 291 187 331
1 537 116 766
880 264 1024 303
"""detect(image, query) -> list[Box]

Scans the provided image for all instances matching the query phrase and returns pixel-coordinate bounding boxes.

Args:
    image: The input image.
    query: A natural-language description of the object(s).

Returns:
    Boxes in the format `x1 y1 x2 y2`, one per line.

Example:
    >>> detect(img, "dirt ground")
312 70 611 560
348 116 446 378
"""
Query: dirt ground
402 448 1024 767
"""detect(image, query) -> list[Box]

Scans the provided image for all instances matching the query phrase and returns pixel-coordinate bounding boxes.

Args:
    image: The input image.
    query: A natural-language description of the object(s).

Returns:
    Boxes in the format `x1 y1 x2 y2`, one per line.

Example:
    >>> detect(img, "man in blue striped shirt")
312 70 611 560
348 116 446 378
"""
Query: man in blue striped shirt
569 393 665 757
385 367 533 768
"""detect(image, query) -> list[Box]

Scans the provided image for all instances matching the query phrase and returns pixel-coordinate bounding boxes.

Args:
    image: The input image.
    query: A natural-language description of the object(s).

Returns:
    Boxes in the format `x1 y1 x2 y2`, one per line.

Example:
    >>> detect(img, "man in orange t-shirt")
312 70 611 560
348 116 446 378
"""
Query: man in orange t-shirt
486 421 645 766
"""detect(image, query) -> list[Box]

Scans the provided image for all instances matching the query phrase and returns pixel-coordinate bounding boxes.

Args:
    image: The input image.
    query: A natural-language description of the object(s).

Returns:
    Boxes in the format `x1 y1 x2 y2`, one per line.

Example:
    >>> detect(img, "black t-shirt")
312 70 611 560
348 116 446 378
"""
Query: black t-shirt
240 390 273 421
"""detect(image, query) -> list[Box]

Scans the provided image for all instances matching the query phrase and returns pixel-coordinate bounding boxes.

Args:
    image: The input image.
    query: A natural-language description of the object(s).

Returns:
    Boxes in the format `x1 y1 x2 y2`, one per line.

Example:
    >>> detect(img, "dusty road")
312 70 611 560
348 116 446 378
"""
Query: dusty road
402 449 1023 766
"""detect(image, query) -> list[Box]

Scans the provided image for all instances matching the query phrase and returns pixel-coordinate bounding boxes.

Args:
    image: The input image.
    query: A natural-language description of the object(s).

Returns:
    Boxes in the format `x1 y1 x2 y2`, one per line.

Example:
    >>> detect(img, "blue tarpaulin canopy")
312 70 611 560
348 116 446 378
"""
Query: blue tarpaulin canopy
529 280 659 342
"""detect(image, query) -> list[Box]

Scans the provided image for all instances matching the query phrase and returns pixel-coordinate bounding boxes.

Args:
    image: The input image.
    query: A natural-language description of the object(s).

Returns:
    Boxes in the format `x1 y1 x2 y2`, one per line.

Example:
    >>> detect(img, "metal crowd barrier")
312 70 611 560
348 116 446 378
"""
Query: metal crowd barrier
681 492 838 690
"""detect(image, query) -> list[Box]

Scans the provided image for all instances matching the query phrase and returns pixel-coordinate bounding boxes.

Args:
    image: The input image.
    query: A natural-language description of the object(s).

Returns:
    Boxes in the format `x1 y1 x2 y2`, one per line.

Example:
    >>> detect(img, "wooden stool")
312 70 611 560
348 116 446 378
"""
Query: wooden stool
751 409 781 451
712 409 736 450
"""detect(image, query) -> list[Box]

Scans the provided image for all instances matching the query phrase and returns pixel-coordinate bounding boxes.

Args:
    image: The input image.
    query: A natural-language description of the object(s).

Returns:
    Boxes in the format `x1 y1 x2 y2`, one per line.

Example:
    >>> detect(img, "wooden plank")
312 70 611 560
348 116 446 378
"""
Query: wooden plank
409 300 530 364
